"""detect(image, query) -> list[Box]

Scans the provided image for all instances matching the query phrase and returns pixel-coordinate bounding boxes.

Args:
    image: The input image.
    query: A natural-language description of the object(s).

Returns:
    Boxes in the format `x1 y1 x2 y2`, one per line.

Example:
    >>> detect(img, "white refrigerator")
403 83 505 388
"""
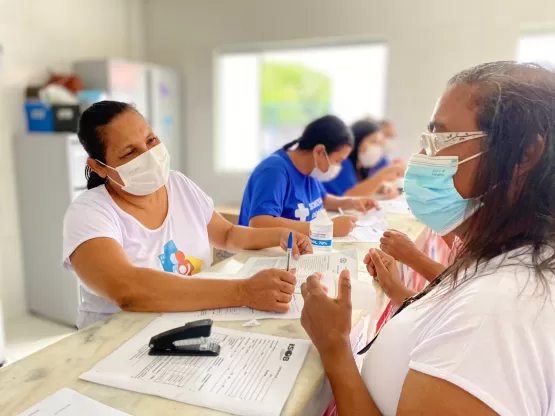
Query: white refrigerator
14 134 85 326
147 65 181 171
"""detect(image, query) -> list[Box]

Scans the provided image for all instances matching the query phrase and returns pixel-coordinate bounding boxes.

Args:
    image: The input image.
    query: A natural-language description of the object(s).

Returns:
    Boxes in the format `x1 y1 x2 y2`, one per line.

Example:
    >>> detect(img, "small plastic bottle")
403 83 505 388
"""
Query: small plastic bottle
310 210 333 251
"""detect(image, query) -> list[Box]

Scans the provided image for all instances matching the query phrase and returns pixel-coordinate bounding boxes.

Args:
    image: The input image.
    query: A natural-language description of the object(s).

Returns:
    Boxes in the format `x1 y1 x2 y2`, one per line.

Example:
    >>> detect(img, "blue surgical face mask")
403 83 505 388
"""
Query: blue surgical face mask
404 152 483 235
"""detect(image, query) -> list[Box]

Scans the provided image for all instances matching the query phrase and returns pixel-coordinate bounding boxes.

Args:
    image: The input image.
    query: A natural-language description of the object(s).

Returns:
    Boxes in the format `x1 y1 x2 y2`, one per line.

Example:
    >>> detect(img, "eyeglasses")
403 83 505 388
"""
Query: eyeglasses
357 276 443 355
420 131 486 156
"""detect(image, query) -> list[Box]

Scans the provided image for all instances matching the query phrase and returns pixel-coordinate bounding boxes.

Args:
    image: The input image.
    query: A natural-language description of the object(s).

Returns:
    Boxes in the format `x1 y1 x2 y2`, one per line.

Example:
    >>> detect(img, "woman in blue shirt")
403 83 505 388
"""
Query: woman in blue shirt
239 115 378 237
323 119 406 197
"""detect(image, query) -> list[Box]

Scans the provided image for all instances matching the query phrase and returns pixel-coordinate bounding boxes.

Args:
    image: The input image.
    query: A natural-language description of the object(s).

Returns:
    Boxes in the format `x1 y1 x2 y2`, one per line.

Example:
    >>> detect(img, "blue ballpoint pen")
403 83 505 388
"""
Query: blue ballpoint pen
286 232 293 271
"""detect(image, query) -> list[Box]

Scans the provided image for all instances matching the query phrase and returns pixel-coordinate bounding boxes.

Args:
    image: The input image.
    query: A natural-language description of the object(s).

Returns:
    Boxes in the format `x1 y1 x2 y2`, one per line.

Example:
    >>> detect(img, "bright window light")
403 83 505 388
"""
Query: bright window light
518 33 555 70
215 43 389 173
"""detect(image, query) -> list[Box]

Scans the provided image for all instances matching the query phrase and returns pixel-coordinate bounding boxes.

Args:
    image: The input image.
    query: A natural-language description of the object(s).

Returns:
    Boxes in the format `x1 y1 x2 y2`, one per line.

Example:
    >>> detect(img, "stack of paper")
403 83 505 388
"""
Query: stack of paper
81 317 311 416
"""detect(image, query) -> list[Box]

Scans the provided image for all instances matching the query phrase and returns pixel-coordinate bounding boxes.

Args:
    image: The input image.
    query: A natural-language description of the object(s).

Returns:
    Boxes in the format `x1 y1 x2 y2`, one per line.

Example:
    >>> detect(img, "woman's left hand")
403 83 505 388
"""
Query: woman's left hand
380 230 420 266
301 270 352 358
278 229 313 259
351 197 379 214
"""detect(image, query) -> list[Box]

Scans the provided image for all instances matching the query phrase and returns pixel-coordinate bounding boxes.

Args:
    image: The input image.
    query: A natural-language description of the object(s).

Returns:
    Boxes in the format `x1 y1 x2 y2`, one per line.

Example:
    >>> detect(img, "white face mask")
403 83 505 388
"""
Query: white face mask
358 144 383 168
310 150 342 182
97 143 170 196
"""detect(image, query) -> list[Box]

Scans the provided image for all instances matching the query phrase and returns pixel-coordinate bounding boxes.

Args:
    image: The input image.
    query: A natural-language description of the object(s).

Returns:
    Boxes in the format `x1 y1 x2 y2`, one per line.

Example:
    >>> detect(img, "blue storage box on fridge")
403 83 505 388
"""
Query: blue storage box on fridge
25 102 54 132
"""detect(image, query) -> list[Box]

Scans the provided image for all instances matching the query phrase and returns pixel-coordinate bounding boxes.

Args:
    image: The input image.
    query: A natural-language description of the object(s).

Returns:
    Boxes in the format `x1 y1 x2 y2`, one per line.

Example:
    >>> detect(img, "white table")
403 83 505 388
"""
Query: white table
0 214 422 416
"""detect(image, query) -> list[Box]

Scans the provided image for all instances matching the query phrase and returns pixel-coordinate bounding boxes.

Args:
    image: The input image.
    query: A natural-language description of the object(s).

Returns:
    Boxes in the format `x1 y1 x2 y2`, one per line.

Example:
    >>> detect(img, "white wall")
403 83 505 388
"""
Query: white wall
144 0 555 204
0 0 145 319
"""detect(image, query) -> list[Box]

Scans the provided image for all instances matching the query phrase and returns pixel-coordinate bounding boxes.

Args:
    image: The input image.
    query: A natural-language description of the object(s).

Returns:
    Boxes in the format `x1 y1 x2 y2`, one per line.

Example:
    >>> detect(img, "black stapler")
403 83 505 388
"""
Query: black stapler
148 319 221 357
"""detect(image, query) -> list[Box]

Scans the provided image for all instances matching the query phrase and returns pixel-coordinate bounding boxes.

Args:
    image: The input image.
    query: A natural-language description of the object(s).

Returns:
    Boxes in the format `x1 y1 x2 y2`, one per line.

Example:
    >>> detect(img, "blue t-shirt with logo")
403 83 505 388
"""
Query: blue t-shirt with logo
239 149 327 226
323 157 390 196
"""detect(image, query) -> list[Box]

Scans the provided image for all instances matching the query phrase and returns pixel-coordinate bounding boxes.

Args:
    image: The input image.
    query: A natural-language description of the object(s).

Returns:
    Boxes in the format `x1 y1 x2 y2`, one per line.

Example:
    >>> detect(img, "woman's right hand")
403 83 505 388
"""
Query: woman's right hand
378 162 406 182
240 268 296 312
363 248 415 305
332 215 357 237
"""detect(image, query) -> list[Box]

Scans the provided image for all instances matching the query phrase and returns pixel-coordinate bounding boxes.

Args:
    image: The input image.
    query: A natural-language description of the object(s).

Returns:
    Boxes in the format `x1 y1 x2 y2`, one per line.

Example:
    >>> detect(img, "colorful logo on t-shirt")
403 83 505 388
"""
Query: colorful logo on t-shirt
158 240 203 276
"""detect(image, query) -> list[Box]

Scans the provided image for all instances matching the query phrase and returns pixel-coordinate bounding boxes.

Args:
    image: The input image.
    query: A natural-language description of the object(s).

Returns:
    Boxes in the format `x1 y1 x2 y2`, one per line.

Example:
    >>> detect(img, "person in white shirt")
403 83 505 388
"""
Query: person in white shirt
63 101 312 329
300 61 555 415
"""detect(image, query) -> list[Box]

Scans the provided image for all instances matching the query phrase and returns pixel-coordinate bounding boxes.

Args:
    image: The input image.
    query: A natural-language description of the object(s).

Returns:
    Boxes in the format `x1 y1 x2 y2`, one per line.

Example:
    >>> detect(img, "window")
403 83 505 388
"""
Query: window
216 43 389 172
518 33 555 70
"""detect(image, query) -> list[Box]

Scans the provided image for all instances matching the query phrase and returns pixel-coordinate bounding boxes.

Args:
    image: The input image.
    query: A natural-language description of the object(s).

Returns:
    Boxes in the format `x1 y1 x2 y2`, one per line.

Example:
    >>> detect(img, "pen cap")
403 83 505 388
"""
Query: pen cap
287 231 293 249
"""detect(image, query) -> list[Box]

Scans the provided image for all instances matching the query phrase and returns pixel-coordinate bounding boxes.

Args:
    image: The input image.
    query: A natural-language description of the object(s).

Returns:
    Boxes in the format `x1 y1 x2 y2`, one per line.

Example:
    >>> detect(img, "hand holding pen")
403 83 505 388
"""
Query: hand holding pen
286 232 293 271
278 229 313 259
333 208 357 237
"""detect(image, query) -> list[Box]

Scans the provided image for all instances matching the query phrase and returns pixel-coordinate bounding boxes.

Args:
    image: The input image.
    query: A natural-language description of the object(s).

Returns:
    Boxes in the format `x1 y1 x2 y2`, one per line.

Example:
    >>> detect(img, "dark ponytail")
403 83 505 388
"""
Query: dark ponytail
78 101 133 189
282 138 300 151
349 119 381 179
282 115 354 153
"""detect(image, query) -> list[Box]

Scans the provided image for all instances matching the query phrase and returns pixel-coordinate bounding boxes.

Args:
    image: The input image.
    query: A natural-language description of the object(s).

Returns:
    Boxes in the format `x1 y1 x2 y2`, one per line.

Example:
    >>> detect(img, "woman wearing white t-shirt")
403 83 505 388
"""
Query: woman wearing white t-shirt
63 101 312 329
301 61 555 415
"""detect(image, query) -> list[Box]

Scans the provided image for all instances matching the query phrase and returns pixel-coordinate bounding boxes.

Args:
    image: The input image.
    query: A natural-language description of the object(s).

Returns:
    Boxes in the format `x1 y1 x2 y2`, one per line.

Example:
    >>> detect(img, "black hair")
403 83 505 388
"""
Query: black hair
282 115 354 154
77 101 134 189
437 61 555 297
348 119 381 179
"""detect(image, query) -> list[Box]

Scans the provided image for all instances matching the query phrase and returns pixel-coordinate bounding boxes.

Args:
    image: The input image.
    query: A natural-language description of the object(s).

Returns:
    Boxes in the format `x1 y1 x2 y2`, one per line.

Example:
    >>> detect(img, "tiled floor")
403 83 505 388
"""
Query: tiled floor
3 314 76 365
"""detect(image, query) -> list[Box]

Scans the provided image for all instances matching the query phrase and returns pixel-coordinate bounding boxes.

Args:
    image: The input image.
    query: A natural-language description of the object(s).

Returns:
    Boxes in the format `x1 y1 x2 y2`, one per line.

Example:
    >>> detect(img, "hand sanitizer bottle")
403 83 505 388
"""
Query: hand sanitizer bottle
310 210 333 251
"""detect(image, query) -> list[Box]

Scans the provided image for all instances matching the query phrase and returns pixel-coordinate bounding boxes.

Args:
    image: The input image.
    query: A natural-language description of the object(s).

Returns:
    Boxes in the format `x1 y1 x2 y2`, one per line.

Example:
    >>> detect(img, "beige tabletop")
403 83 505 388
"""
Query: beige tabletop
0 213 422 416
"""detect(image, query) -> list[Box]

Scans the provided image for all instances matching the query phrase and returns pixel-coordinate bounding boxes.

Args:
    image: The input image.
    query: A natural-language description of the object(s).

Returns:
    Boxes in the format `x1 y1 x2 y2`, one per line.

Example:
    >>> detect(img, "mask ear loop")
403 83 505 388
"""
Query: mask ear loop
459 150 487 165
323 149 334 173
314 148 331 173
94 159 126 188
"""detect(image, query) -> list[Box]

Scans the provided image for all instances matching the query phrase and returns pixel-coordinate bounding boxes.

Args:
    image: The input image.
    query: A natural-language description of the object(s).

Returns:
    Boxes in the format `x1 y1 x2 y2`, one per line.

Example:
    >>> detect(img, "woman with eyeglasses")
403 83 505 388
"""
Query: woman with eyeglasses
301 62 555 415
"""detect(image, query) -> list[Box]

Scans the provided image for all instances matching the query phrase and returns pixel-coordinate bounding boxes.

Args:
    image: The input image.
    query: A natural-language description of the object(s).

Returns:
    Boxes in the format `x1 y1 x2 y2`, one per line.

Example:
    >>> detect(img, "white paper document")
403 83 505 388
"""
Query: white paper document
335 227 384 243
356 209 389 228
163 293 304 322
350 226 384 242
237 249 359 292
18 388 130 416
378 199 411 214
81 317 311 416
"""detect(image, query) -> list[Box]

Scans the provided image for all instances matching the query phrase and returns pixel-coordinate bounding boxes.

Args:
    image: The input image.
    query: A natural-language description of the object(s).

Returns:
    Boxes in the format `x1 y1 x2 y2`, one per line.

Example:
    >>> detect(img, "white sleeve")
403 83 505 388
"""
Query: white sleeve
62 200 122 270
408 290 539 416
174 171 215 225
